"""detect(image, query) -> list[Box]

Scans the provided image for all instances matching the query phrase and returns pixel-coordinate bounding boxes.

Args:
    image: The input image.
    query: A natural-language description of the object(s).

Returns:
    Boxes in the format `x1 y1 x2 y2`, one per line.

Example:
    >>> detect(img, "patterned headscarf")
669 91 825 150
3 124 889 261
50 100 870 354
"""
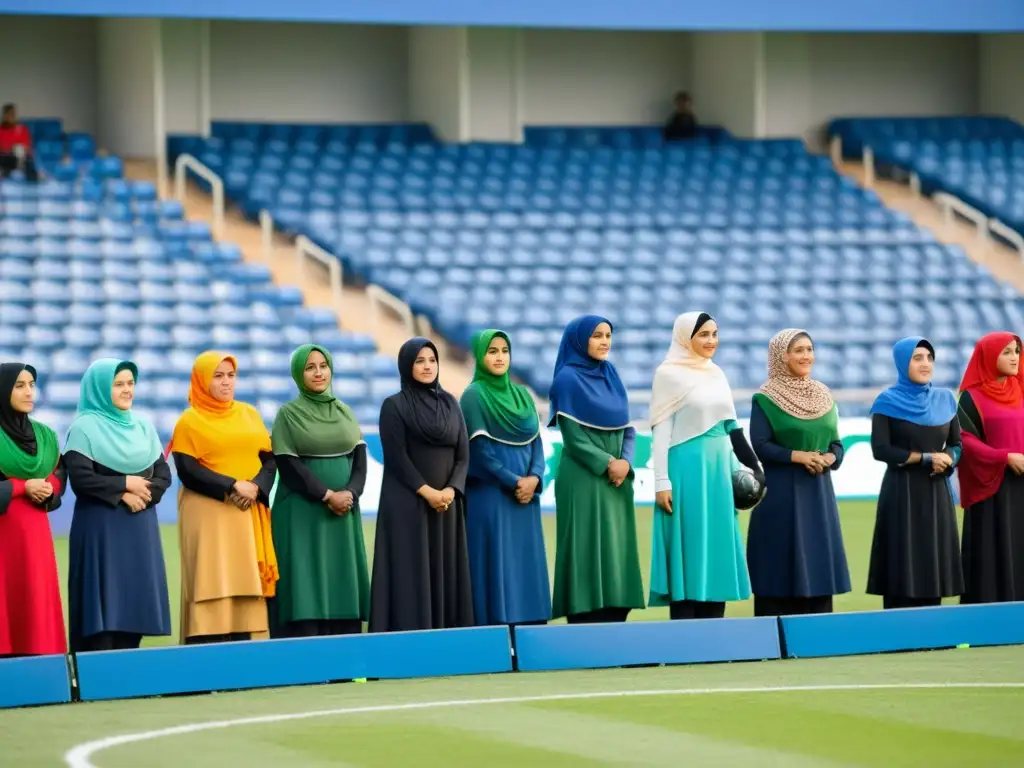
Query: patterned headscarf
758 329 835 420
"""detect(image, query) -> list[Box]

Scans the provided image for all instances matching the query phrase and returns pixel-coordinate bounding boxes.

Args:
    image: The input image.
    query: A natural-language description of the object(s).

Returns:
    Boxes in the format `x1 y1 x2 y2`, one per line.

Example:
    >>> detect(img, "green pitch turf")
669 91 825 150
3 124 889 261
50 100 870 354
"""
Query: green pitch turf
52 501 962 645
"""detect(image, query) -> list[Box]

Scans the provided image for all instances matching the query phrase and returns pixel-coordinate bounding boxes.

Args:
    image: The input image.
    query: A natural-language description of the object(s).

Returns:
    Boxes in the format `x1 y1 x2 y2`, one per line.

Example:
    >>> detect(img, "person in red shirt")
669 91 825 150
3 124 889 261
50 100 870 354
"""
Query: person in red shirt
0 104 38 181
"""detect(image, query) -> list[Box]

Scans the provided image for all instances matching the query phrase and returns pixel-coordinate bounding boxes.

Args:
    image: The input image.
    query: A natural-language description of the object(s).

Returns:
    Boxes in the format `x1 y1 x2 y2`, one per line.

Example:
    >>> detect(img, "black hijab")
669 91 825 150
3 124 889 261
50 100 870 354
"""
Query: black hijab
395 338 462 446
0 363 38 456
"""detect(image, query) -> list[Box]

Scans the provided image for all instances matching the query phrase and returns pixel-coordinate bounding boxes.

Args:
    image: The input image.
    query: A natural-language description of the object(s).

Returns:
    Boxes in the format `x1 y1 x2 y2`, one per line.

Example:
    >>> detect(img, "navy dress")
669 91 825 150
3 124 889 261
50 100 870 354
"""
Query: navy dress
465 436 551 626
66 451 172 651
747 401 851 615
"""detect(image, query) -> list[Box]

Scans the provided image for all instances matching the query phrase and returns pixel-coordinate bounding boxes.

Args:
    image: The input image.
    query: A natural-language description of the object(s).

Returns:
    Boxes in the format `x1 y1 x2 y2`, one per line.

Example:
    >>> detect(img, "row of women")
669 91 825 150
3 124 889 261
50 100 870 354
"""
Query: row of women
2 315 1024 655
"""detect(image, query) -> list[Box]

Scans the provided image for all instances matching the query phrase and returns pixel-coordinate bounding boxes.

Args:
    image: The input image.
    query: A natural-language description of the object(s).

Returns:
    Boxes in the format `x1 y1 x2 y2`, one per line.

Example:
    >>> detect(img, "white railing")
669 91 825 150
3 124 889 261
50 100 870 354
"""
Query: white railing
933 192 990 244
989 219 1024 259
173 153 224 239
258 209 274 264
862 146 875 188
366 284 417 335
294 235 343 311
829 135 843 167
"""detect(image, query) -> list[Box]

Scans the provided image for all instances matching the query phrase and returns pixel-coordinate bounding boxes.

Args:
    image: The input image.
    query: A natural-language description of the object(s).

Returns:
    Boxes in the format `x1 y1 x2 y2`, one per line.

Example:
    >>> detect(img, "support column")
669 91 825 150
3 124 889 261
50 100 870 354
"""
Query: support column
407 26 470 142
690 32 766 139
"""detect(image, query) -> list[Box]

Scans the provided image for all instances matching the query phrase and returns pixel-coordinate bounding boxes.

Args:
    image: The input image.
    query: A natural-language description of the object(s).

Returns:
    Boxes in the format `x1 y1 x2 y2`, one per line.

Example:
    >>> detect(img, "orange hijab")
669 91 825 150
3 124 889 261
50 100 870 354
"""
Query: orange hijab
170 351 278 597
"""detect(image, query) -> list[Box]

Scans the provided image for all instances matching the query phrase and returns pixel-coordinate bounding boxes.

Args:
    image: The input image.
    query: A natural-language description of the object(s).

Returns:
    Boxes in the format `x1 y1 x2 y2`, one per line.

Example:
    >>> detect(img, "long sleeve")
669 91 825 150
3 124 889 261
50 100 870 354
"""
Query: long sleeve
652 419 671 493
148 457 172 507
870 414 913 466
276 453 329 502
253 451 277 503
379 398 428 493
728 426 761 473
621 426 636 465
446 416 470 495
528 437 546 493
827 439 845 471
558 417 613 477
345 444 367 498
64 450 127 507
43 460 67 512
749 401 795 465
172 452 235 500
469 437 521 490
945 417 962 472
958 390 1009 468
0 478 13 515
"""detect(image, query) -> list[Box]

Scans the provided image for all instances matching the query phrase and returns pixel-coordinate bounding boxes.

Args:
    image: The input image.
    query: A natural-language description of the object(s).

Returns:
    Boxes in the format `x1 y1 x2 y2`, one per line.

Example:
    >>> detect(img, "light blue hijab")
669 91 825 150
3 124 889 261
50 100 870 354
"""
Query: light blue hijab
869 337 958 427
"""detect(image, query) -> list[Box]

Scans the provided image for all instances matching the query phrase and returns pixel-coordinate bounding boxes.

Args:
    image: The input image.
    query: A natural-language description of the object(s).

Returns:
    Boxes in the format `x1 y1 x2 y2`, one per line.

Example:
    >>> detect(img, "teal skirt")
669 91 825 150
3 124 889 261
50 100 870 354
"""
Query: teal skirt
649 421 751 605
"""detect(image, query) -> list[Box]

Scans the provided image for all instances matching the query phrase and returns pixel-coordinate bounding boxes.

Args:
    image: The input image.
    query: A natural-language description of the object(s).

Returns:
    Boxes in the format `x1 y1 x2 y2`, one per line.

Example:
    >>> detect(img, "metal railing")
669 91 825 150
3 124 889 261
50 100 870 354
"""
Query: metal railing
933 192 990 245
173 154 224 239
989 218 1024 259
366 284 417 335
295 235 344 312
258 209 274 264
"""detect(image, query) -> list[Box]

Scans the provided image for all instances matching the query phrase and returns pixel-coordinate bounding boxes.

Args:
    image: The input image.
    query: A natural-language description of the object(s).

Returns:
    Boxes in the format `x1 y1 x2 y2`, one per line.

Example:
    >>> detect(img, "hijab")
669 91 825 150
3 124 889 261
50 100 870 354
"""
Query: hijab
870 337 957 426
64 358 163 475
959 331 1024 409
649 311 737 443
547 314 630 429
392 337 463 446
0 363 60 480
271 344 363 457
759 329 835 420
460 329 540 445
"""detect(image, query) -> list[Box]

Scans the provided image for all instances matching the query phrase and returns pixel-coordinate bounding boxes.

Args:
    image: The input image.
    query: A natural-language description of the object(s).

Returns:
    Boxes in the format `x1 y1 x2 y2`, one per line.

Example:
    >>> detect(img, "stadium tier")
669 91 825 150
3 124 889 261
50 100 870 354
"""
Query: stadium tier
170 122 1024 418
830 115 1024 237
0 120 391 438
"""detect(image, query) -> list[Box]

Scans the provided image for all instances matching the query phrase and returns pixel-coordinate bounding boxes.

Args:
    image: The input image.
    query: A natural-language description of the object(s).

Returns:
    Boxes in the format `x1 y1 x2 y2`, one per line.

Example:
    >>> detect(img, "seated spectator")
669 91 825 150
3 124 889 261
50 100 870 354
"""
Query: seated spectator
663 91 698 142
0 104 39 181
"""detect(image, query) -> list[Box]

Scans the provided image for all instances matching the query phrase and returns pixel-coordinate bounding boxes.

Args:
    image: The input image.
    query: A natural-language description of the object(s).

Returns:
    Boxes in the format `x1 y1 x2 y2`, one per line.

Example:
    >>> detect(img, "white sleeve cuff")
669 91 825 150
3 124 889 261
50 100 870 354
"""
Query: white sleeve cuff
654 475 672 493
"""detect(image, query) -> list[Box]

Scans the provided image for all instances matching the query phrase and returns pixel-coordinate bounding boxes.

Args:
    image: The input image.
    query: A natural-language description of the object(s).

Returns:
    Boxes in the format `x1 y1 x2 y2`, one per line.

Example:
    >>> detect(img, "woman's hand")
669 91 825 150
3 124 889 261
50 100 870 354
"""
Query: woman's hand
121 492 147 513
607 459 630 487
327 490 355 515
820 453 836 469
930 452 953 475
655 489 673 514
515 476 540 504
233 480 259 502
792 451 828 475
125 475 152 503
24 478 54 504
418 486 448 512
1008 453 1024 475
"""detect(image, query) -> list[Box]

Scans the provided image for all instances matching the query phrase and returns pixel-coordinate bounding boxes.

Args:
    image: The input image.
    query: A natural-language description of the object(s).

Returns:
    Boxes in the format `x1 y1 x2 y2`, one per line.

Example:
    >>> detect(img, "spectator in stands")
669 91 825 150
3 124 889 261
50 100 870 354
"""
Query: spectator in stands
370 338 474 632
867 337 962 610
460 329 550 627
170 352 277 645
747 329 850 617
662 91 698 142
548 316 645 624
648 312 758 619
0 104 38 181
64 359 172 652
956 332 1024 604
270 345 369 637
0 363 66 657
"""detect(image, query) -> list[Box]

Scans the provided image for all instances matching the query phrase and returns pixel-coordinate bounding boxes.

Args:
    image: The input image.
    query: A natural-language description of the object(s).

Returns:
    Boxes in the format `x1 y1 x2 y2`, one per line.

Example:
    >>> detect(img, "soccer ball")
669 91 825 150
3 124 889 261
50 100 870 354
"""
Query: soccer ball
733 467 765 511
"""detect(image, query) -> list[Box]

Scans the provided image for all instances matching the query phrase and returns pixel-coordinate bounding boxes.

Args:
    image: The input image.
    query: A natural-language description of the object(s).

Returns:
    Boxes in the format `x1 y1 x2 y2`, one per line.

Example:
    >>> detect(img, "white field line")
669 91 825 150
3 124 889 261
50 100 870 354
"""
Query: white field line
65 682 1024 768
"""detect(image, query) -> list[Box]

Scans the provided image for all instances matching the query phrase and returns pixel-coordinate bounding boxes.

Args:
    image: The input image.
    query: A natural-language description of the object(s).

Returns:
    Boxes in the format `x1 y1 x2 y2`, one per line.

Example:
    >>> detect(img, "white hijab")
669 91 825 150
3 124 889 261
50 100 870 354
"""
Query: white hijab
649 311 737 444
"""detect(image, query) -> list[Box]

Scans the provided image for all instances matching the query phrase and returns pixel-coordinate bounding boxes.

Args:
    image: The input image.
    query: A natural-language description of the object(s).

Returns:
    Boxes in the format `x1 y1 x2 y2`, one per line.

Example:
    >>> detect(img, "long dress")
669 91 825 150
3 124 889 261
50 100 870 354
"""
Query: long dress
552 417 645 621
370 396 474 632
174 452 277 642
271 445 370 636
66 452 172 651
465 436 551 626
866 415 963 606
958 390 1024 604
746 397 850 614
0 461 67 656
650 418 751 609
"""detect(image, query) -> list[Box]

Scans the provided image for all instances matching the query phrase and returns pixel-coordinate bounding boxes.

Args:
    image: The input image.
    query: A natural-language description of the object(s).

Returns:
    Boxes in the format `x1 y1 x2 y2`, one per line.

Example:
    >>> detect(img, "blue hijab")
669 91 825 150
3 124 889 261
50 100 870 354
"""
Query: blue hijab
547 315 630 429
869 337 958 427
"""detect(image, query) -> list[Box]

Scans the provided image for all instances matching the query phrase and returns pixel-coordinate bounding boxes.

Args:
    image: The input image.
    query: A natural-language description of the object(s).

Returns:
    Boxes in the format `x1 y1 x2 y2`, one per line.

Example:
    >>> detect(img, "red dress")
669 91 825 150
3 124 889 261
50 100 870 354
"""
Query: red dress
0 472 67 656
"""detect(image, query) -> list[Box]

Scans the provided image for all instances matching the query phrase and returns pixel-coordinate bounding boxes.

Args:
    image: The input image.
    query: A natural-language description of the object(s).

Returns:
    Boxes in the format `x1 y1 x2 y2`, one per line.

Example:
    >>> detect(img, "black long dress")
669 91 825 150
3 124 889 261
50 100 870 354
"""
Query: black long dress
369 396 474 632
866 415 964 608
958 391 1024 604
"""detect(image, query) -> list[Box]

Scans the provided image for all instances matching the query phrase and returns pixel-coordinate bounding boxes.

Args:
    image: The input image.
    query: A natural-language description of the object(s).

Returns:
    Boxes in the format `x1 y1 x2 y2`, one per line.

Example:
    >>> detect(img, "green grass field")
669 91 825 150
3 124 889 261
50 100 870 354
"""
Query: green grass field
52 501 960 645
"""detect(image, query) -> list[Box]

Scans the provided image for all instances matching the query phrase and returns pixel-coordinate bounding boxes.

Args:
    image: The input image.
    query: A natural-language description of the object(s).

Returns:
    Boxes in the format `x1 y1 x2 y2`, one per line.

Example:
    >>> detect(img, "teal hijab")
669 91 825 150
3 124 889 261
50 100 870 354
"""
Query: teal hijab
459 329 540 445
64 359 163 474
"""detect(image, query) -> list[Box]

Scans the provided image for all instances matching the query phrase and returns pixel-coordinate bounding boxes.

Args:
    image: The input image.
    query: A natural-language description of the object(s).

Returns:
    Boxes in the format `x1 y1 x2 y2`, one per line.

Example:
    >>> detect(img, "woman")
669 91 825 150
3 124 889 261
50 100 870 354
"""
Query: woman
549 315 645 624
271 344 369 637
0 363 66 657
460 329 550 627
747 328 850 616
370 337 474 632
867 336 962 609
649 312 760 619
170 351 278 645
956 331 1024 604
65 358 172 652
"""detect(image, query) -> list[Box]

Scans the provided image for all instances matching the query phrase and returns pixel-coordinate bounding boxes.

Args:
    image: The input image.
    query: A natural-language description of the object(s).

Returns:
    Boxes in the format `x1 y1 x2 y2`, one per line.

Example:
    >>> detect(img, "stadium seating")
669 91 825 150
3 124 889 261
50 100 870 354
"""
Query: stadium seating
829 115 1024 237
1 120 390 439
169 122 1024 419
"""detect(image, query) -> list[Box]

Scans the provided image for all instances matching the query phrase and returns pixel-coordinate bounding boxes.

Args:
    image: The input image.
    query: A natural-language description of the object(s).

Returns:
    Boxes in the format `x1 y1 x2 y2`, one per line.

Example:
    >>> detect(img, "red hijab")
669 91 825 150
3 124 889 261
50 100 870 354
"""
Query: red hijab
959 332 1024 409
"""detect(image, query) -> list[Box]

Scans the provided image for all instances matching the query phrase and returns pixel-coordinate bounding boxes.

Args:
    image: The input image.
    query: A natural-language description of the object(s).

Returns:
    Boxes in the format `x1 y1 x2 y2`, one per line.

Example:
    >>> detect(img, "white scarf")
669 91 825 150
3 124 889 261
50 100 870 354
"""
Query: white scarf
649 311 737 444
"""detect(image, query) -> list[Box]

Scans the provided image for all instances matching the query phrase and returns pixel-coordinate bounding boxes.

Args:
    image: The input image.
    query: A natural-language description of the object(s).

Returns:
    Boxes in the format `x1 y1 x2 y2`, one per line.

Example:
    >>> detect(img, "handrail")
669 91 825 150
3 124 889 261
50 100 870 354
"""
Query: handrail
989 219 1024 258
829 135 842 167
294 235 343 311
933 192 989 244
366 284 416 335
258 209 273 264
862 146 875 189
173 153 224 239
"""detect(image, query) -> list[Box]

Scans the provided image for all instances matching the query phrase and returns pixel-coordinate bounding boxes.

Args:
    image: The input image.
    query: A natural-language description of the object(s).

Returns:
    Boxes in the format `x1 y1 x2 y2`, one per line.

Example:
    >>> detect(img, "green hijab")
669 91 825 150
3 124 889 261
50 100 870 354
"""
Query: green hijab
271 344 363 457
459 329 540 445
64 359 163 474
0 363 60 480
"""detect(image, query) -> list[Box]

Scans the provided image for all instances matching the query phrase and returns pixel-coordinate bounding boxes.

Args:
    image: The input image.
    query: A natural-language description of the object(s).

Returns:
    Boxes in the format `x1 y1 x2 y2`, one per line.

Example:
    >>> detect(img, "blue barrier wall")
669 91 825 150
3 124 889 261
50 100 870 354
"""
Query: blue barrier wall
0 654 71 708
75 626 512 701
780 602 1024 659
2 0 1022 31
514 617 781 672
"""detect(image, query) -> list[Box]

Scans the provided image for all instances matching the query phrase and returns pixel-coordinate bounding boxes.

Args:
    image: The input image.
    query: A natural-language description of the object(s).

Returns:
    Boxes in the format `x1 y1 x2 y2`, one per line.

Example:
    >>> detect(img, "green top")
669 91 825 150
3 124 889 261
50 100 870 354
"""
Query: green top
459 329 540 445
272 344 363 457
0 420 59 480
753 393 840 452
